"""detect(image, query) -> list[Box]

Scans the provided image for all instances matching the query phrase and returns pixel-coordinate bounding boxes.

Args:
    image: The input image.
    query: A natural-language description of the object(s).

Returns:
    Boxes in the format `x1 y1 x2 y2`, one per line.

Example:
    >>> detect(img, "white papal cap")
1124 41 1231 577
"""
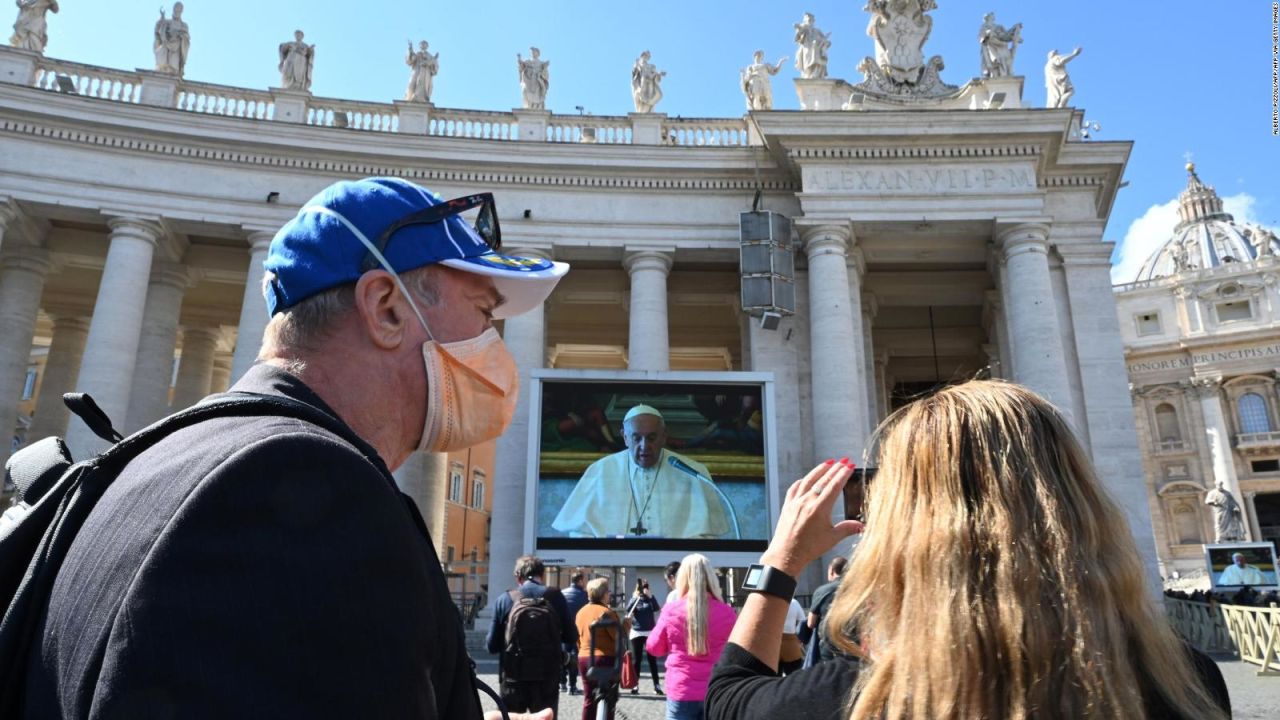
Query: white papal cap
623 404 663 423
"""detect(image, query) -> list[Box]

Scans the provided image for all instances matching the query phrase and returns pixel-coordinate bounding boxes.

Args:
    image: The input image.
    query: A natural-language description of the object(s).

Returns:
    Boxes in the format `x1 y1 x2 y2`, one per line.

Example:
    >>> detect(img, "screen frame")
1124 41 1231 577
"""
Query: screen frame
523 368 781 569
1203 542 1280 591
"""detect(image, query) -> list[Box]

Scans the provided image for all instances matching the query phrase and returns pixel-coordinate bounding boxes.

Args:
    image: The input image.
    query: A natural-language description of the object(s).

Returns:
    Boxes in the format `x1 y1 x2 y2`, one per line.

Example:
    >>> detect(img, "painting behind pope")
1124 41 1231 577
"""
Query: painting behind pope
536 379 769 548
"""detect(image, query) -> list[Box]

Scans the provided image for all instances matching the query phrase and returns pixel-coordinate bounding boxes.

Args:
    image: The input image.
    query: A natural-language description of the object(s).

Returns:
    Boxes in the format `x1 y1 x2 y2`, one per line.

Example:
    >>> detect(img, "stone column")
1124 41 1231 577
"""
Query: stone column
0 246 52 468
394 450 450 551
748 311 805 518
996 223 1074 422
845 250 869 454
486 248 550 610
1056 243 1161 592
861 293 878 429
802 223 865 462
171 326 221 412
209 356 232 394
27 315 91 442
624 249 673 371
125 263 193 432
66 217 160 458
1192 377 1249 539
229 230 275 384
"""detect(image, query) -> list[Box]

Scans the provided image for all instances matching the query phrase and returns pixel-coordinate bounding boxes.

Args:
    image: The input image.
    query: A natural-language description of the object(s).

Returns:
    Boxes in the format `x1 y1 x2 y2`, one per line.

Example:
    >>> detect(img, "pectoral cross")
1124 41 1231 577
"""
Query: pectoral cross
630 519 648 536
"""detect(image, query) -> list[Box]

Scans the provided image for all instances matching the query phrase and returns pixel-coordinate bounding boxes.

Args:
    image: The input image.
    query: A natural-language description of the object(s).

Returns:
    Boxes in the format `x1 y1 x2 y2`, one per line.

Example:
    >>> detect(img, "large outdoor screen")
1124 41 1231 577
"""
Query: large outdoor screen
1204 543 1280 590
525 370 777 567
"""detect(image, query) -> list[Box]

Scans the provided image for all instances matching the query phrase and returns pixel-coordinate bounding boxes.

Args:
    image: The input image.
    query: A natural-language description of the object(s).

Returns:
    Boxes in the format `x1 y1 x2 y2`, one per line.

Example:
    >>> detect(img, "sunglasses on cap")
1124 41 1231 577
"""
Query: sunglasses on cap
360 192 502 272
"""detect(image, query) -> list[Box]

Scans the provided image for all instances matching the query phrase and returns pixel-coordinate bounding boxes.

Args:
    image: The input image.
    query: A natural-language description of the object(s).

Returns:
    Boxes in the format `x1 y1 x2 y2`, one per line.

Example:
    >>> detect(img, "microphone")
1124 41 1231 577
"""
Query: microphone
667 456 742 540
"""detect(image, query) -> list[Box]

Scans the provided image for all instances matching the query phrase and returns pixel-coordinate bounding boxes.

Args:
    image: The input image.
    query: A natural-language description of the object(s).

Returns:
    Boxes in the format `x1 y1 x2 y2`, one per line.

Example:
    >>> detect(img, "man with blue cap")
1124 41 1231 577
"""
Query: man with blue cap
24 178 567 719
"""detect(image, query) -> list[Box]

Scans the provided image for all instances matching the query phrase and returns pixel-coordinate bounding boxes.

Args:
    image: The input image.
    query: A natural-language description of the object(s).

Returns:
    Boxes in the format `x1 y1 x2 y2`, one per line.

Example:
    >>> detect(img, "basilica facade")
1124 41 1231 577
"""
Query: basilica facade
0 6 1152 594
1117 166 1280 579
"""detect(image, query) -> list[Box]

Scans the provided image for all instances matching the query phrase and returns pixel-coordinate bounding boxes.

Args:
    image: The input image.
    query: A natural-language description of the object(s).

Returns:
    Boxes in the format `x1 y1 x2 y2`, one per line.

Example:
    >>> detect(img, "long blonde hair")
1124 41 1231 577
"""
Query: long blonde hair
826 381 1226 720
674 553 723 656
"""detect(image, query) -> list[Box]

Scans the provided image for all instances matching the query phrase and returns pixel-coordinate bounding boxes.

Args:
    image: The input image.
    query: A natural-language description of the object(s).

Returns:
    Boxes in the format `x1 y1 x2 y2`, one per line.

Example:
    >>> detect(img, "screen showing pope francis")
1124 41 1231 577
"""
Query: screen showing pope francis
534 377 771 553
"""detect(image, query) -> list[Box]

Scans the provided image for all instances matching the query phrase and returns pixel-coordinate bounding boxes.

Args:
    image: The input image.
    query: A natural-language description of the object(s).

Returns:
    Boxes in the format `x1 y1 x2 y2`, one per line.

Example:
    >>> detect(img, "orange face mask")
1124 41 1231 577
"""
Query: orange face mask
418 327 519 453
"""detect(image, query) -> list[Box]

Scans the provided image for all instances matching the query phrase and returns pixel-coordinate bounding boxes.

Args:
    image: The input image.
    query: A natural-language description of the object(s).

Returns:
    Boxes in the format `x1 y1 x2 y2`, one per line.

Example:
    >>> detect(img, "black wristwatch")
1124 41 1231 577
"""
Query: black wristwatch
741 563 797 601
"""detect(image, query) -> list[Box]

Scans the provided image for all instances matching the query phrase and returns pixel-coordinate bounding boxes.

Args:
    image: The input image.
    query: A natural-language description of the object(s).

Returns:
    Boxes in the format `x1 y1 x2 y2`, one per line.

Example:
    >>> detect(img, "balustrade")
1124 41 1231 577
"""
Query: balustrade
176 80 274 120
15 53 761 148
33 59 141 103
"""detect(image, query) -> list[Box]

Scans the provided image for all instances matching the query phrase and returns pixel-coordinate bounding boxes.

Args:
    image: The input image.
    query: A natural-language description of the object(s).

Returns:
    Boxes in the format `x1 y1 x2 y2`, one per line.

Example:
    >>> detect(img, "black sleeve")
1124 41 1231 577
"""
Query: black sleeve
96 434 455 719
486 592 511 654
706 642 858 720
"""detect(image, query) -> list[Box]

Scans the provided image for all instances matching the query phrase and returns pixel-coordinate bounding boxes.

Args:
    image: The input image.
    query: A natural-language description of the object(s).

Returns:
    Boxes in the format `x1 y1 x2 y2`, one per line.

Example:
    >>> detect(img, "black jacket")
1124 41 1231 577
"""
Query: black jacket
22 364 483 719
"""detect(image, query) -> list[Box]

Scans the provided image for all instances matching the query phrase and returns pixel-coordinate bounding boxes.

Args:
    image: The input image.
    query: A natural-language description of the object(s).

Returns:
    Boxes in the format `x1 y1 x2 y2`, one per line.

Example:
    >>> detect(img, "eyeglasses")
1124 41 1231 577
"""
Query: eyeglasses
361 192 502 272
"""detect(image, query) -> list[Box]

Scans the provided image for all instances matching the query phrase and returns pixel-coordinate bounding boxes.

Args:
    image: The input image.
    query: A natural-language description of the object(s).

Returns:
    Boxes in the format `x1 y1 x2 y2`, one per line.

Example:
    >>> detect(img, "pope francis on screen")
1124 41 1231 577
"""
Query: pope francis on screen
551 404 735 539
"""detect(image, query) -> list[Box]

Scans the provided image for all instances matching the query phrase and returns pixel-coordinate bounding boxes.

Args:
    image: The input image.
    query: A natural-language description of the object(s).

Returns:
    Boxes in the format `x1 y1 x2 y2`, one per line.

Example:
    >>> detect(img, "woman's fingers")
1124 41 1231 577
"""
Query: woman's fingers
793 459 835 498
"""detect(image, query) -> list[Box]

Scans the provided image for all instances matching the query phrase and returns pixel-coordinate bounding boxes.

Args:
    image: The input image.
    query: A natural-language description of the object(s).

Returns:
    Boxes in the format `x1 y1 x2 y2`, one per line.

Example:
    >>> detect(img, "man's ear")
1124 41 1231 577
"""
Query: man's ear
354 271 411 350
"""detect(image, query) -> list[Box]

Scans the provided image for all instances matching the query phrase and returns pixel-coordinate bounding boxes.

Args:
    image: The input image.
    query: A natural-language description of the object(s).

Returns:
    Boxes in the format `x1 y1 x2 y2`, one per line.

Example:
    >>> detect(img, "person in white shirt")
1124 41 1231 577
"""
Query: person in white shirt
1218 552 1268 586
552 405 735 539
778 597 807 675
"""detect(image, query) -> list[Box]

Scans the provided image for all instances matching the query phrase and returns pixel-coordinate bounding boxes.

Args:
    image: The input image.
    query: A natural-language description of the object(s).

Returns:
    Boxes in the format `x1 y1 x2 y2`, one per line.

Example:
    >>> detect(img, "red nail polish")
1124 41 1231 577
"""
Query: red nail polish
824 458 835 465
838 456 849 464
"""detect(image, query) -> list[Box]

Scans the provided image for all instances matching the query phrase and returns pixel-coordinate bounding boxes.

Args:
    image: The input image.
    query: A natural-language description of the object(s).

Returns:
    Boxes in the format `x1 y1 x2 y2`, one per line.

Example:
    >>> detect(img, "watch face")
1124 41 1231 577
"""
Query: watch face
745 566 763 587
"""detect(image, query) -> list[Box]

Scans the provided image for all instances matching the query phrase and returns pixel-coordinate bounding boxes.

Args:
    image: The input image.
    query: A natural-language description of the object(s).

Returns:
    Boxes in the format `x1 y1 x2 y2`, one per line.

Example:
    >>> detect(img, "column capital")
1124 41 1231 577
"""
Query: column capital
105 215 163 245
996 221 1051 259
0 245 53 275
623 248 673 276
149 261 198 291
846 245 866 276
1054 242 1115 267
49 314 92 333
506 246 554 262
798 222 851 259
242 227 276 253
1190 375 1224 399
181 324 223 343
0 197 18 228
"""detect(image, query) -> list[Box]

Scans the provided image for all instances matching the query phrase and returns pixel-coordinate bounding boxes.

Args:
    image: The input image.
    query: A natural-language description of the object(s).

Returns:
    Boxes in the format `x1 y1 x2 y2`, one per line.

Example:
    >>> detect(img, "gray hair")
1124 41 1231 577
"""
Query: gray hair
258 265 441 365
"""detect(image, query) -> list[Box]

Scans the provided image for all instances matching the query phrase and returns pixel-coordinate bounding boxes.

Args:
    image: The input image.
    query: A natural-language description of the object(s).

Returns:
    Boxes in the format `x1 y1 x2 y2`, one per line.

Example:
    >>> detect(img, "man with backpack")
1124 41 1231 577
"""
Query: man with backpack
9 177 568 719
487 555 576 719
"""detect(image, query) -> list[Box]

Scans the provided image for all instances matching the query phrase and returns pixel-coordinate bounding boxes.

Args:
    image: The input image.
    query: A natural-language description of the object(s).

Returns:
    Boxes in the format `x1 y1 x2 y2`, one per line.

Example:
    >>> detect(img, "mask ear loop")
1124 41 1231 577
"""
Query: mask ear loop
302 204 437 342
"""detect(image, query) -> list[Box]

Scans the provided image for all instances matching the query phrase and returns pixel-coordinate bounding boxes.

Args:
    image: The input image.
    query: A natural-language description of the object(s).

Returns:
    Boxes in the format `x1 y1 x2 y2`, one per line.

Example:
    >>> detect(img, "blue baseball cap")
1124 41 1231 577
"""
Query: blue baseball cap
263 177 568 318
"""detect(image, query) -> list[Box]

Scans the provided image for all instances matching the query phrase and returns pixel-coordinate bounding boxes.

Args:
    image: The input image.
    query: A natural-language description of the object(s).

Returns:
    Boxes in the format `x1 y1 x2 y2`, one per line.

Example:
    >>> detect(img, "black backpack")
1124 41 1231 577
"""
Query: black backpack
0 391 514 719
502 588 565 683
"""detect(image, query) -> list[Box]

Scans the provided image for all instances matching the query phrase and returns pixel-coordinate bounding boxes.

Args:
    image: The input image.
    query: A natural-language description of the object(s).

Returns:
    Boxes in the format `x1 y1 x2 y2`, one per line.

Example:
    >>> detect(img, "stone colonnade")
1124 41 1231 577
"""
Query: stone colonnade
0 208 275 465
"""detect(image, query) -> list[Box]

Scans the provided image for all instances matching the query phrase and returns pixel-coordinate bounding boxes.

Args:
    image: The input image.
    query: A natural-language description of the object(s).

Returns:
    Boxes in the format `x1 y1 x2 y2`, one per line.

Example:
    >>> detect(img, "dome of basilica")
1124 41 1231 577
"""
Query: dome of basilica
1135 164 1280 282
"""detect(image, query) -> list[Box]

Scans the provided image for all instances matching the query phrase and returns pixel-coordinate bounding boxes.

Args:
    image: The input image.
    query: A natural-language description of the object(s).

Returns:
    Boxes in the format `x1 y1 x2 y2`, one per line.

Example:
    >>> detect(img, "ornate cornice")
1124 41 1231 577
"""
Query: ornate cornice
0 118 799 192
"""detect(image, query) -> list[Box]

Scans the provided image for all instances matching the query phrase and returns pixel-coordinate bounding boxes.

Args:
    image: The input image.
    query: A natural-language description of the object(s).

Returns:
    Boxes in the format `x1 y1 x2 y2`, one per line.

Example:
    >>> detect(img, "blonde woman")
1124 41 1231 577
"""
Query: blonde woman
646 554 736 720
706 381 1230 720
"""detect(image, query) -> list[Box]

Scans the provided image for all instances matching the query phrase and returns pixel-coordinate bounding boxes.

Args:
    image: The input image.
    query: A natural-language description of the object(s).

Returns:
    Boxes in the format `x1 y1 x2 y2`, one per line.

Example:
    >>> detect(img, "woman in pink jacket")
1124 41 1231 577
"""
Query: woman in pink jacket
646 553 736 720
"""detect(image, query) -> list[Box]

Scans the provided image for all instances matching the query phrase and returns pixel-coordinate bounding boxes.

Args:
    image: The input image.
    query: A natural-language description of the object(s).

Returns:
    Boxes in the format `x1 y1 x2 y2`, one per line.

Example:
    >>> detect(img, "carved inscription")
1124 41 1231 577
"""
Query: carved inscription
803 164 1036 194
1128 343 1280 374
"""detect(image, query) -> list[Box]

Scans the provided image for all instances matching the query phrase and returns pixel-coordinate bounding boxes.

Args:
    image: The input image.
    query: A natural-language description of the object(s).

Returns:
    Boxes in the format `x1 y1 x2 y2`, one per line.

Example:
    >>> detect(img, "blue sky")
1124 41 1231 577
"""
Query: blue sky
30 1 1279 281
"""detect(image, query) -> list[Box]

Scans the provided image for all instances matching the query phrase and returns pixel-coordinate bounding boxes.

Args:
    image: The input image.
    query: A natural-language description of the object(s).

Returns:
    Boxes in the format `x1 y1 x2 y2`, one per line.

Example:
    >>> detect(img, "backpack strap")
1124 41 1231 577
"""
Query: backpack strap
89 392 369 477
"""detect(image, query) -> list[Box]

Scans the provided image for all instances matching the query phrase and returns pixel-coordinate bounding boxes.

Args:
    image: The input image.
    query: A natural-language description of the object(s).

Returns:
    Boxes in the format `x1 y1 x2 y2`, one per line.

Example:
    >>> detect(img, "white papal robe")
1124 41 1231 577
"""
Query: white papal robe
1218 564 1267 586
552 448 731 539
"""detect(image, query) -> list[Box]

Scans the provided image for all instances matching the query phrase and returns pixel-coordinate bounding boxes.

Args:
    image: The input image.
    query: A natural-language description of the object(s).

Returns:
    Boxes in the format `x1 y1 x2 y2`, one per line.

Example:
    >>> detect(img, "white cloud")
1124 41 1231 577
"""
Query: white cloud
1110 198 1180 284
1110 192 1278 284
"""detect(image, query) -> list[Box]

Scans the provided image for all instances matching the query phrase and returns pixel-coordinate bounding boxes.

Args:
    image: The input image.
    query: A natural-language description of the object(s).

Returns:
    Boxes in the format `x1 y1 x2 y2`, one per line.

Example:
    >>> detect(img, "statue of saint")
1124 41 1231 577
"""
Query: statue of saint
278 30 315 92
9 0 58 53
741 50 787 111
1204 480 1247 542
630 50 665 114
404 40 439 103
517 47 549 110
793 12 831 80
1044 47 1082 108
978 12 1021 79
153 2 190 76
